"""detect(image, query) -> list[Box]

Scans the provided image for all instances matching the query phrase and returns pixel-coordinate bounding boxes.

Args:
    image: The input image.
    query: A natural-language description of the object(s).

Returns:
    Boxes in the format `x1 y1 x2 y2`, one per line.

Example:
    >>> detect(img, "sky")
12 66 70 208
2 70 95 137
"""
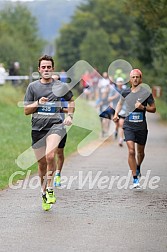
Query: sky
0 0 74 2
0 0 74 1
0 0 78 2
0 0 43 2
4 0 34 1
0 0 83 40
1 0 35 2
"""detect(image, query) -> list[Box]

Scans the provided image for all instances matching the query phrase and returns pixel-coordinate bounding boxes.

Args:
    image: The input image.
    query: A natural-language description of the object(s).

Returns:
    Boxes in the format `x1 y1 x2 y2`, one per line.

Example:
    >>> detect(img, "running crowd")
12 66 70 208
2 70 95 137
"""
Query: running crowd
24 55 156 211
81 69 127 145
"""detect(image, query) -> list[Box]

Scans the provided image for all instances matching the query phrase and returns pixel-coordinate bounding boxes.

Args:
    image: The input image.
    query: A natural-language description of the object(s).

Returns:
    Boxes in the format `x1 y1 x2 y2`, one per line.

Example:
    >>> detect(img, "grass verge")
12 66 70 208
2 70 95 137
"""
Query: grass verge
155 98 167 122
0 84 101 190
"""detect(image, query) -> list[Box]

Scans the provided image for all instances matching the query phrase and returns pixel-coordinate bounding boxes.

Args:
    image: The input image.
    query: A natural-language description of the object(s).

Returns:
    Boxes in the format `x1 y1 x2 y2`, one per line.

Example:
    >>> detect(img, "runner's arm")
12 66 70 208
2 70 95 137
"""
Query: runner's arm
143 102 156 113
24 97 48 115
108 92 119 102
24 101 38 115
113 100 123 122
135 100 156 113
63 98 75 125
67 98 75 116
144 94 156 113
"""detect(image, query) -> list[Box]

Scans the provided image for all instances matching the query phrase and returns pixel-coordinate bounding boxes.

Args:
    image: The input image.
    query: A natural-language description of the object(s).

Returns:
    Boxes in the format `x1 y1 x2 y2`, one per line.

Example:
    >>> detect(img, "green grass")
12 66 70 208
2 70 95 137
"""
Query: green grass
155 98 167 121
0 84 101 189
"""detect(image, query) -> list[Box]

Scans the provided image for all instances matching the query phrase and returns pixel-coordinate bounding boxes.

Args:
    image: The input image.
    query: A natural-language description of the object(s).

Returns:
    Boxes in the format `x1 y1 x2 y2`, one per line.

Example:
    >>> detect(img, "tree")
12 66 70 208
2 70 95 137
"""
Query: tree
80 29 111 73
0 3 44 74
55 0 167 93
55 9 99 70
125 0 167 90
55 0 138 72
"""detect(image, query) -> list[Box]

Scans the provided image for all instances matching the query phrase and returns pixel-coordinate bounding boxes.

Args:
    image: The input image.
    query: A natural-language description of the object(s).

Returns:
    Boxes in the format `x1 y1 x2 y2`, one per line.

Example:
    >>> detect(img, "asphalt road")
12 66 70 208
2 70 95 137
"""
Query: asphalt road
0 113 167 252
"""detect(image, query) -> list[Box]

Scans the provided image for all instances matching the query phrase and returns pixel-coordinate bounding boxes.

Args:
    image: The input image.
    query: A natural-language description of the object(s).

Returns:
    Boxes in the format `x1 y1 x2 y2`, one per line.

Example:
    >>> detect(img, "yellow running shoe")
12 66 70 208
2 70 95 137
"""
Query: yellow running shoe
46 189 56 204
42 194 52 211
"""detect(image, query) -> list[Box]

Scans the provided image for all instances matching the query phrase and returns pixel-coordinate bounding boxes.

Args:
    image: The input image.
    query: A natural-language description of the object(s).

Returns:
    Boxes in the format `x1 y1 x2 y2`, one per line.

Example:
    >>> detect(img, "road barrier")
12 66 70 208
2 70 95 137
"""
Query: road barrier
5 76 29 80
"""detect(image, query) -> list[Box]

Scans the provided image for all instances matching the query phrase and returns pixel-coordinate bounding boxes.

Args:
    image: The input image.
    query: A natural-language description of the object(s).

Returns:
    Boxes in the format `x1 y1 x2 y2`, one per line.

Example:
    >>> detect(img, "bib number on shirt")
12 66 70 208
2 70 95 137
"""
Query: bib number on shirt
128 112 143 122
37 102 56 115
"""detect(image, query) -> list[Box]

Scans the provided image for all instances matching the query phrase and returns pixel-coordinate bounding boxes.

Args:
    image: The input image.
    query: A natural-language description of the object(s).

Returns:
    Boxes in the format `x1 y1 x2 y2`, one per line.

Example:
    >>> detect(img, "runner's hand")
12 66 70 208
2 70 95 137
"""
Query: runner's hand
113 114 119 122
38 97 48 104
63 116 73 126
135 100 143 109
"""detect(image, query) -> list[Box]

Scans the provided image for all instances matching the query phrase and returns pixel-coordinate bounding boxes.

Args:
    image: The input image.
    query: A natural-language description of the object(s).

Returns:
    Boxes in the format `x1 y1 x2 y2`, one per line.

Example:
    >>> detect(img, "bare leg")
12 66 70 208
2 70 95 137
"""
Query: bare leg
45 134 61 188
114 121 119 139
119 118 124 139
115 121 119 132
102 118 110 135
137 143 145 166
126 140 137 176
56 148 64 173
33 146 47 193
118 118 124 145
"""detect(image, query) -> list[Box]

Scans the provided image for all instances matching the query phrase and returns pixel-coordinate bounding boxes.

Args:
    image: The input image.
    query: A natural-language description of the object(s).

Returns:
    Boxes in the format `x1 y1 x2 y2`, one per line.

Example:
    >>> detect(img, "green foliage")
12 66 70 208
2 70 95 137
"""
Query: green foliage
155 98 167 121
55 0 167 100
56 23 81 70
55 0 137 73
125 0 167 93
80 29 112 72
55 10 99 70
0 3 44 73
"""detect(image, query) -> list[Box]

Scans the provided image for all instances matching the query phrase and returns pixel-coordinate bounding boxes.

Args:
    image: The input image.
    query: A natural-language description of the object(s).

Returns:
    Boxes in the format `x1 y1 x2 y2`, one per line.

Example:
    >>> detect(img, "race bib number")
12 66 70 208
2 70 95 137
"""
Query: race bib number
37 102 56 115
128 112 143 122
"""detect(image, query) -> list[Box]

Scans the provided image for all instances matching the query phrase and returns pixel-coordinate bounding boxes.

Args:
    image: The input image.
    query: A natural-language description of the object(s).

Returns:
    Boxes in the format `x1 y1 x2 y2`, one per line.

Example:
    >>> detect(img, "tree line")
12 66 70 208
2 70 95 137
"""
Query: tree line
0 3 45 75
55 0 167 93
0 0 167 99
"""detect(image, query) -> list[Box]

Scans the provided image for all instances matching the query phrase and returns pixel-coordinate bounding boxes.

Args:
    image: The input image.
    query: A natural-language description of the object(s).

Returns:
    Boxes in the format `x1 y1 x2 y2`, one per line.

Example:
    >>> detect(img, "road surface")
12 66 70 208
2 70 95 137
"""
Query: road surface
0 113 167 252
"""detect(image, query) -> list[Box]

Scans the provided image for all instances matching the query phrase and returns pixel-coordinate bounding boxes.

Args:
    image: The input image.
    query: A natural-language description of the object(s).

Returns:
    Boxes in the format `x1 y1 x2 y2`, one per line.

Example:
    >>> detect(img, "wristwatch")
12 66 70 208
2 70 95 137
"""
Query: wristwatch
68 113 73 119
143 106 146 111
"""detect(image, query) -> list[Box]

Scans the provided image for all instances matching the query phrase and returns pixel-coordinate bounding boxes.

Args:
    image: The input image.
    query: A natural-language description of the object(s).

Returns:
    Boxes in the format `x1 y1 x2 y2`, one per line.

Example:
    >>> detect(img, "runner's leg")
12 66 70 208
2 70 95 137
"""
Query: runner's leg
126 140 137 176
136 143 145 166
45 134 61 188
57 148 64 173
34 146 47 192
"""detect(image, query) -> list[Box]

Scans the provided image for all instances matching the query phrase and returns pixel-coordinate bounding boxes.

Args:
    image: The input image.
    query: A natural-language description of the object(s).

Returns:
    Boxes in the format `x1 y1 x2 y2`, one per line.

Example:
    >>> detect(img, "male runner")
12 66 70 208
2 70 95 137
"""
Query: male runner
113 69 156 188
24 55 75 210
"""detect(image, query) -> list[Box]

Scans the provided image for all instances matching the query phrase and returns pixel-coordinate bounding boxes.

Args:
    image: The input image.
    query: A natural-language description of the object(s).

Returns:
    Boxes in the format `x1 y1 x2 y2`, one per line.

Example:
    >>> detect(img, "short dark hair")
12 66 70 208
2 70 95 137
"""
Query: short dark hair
38 55 54 68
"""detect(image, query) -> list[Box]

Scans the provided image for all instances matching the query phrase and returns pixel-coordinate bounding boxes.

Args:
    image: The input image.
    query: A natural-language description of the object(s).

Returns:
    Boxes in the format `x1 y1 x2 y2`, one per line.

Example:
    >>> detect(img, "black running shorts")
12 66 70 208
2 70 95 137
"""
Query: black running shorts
58 133 67 148
32 125 67 149
99 106 114 120
124 128 148 145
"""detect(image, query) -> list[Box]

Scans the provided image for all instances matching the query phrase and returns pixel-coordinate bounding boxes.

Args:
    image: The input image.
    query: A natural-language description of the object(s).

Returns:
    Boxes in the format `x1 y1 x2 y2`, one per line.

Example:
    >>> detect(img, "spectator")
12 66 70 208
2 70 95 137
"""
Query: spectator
0 63 8 86
9 61 20 86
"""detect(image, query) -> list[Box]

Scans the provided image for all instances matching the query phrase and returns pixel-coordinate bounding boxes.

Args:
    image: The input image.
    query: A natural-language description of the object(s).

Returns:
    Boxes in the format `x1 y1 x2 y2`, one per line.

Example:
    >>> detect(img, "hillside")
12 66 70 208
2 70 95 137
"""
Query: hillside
1 0 84 41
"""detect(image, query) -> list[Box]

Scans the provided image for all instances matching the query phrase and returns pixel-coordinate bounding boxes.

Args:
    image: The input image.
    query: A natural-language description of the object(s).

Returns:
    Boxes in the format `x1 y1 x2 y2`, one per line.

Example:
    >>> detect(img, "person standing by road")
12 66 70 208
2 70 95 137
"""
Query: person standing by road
9 61 20 86
113 69 156 188
24 55 75 210
0 63 7 86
